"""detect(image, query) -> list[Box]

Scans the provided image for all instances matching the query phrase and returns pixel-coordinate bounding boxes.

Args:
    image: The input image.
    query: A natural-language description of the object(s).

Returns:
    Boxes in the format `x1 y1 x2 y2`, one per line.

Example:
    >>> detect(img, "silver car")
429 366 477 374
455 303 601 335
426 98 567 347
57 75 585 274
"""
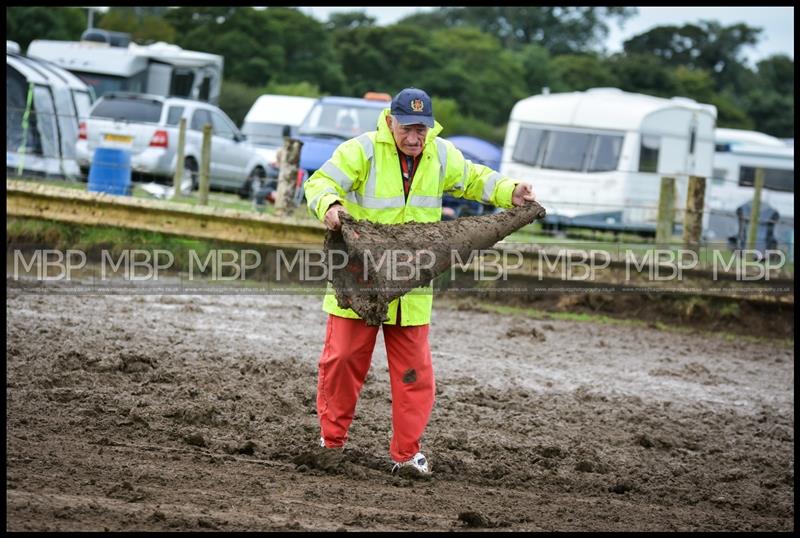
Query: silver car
75 92 269 196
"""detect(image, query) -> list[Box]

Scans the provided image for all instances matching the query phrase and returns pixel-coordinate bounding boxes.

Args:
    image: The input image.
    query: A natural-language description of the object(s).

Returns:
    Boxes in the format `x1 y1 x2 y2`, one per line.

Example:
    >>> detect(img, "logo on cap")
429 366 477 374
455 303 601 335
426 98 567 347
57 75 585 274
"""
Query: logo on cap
410 99 424 112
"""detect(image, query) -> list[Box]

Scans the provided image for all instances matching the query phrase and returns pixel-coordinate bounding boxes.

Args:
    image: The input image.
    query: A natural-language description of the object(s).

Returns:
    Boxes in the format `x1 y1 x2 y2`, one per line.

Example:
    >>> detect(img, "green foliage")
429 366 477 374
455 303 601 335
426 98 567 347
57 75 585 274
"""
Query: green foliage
263 81 323 98
6 6 86 50
742 90 794 137
671 66 717 103
332 23 439 97
432 98 506 144
397 7 637 53
516 44 559 95
165 7 343 93
217 80 267 127
711 92 755 130
97 7 176 43
743 55 795 137
326 11 377 31
217 80 323 128
756 55 794 95
551 54 616 91
622 21 762 94
260 7 344 92
426 28 526 125
608 53 676 97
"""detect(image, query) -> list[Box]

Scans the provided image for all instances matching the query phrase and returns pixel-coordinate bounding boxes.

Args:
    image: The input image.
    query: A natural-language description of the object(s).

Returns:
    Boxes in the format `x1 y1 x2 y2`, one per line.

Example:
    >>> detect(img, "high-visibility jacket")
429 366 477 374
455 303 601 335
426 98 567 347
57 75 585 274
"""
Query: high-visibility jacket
305 108 519 326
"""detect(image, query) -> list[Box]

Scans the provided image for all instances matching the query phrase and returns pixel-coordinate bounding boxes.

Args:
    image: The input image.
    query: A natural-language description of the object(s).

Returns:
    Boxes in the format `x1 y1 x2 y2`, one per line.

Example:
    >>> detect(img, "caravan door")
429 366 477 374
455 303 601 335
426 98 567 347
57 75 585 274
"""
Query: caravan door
147 62 172 96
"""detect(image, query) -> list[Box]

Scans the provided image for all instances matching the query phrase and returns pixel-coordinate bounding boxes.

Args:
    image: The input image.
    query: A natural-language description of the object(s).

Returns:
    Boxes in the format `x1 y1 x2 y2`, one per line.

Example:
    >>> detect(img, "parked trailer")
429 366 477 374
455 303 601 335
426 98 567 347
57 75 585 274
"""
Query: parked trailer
500 87 717 234
7 44 94 179
27 30 224 104
706 128 793 249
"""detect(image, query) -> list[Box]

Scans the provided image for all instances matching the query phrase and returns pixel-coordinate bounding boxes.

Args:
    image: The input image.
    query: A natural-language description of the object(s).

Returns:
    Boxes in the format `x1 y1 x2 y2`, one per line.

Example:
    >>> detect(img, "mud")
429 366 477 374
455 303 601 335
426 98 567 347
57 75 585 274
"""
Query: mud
5 277 794 531
327 201 546 325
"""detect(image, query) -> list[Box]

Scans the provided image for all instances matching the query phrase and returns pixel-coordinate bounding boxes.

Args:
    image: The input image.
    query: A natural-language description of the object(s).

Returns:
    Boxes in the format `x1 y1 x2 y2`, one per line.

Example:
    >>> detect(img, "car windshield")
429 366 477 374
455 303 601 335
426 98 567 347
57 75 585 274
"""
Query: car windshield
299 102 383 139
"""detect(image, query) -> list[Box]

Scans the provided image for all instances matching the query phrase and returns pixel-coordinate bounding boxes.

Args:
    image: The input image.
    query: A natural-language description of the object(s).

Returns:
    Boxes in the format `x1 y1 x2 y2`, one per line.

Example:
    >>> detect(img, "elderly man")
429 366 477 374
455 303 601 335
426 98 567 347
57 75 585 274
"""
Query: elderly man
304 87 535 476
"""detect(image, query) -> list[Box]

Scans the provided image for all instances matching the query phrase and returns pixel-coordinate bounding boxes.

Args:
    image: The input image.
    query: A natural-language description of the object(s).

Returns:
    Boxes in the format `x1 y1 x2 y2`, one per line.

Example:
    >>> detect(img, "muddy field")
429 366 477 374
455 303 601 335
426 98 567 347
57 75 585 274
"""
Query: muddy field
5 278 794 531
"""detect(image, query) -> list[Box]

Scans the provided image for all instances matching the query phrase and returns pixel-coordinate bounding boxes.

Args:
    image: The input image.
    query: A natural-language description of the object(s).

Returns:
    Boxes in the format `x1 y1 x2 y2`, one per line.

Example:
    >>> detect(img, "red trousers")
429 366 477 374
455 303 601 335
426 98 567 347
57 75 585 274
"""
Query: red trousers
316 314 435 462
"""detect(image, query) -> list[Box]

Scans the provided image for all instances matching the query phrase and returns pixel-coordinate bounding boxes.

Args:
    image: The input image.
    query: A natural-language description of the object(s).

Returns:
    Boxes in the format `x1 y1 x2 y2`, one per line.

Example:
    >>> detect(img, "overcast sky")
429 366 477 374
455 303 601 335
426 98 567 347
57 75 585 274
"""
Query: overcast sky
295 6 794 66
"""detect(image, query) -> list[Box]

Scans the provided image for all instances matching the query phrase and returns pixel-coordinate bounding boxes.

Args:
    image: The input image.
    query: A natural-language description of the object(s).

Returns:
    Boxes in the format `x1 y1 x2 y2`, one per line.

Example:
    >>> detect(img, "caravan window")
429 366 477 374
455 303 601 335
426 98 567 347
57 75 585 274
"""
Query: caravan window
639 136 660 173
74 71 146 99
739 166 794 193
72 91 92 122
587 134 624 172
541 131 592 172
512 127 545 166
32 86 59 158
199 76 212 102
170 70 195 99
7 65 30 153
512 126 622 172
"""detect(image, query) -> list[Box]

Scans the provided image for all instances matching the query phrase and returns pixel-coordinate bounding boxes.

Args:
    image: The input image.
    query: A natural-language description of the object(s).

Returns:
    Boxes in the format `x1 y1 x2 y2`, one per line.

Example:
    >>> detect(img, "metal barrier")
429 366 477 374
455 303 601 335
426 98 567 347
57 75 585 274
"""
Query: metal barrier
6 179 325 248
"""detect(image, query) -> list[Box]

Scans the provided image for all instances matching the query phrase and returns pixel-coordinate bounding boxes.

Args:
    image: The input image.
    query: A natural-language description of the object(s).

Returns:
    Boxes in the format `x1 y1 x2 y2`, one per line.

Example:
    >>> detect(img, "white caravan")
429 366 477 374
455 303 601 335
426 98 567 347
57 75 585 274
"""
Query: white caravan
706 128 794 249
501 87 717 234
7 46 94 179
27 30 224 104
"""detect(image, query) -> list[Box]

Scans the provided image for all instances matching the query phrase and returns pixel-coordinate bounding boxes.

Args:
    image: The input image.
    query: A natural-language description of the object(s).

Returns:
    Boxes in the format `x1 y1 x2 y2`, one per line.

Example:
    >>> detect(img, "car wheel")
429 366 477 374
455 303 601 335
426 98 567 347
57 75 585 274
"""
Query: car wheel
241 167 266 200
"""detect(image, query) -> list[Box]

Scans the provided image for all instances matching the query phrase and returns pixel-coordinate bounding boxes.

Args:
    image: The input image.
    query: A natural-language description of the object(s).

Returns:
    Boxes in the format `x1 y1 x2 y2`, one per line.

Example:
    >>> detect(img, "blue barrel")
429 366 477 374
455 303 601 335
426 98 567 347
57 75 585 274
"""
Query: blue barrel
88 147 132 195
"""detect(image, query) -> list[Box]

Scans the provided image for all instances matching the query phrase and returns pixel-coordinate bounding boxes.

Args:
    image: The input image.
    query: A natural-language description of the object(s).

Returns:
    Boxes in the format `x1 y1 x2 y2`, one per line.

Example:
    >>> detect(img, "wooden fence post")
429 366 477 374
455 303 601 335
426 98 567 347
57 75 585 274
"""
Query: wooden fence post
745 168 765 251
198 123 212 206
274 137 304 216
655 176 676 245
682 175 706 251
172 118 186 199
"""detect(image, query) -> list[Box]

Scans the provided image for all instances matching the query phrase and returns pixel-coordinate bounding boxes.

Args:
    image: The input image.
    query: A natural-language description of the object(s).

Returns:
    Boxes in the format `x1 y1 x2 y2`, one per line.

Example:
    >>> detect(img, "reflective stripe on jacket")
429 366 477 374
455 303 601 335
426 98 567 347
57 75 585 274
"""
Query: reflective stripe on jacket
305 108 519 326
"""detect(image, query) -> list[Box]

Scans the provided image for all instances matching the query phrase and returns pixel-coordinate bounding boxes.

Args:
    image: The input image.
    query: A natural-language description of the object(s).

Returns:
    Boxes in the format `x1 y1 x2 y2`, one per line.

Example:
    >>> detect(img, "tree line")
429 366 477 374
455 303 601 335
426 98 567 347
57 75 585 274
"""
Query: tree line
7 6 794 142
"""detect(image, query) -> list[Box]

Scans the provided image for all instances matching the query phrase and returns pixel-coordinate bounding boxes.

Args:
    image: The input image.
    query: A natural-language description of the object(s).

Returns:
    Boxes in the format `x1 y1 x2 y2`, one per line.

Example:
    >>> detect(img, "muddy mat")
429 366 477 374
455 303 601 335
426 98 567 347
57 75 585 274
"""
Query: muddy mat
326 201 546 326
5 280 794 531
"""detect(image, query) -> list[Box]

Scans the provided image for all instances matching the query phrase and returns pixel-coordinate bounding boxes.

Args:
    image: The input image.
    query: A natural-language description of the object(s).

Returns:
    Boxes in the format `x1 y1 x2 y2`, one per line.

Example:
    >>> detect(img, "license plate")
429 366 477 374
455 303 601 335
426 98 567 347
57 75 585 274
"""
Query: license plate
104 133 133 144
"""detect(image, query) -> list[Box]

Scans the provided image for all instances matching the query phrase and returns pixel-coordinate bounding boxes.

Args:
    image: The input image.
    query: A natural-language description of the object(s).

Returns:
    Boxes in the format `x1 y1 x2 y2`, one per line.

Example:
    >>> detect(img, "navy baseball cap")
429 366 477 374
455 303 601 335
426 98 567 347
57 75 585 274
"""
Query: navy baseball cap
391 87 434 128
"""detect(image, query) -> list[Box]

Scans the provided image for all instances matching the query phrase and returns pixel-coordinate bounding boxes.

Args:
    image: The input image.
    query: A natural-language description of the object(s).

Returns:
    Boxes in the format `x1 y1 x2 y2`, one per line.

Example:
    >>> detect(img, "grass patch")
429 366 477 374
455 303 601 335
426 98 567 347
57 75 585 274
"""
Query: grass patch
438 298 793 348
8 217 217 272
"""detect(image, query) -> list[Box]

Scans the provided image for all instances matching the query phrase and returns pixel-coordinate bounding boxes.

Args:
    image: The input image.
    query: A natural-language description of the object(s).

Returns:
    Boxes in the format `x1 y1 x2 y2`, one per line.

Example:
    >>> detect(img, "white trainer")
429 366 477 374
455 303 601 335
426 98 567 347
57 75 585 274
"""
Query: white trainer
319 437 325 448
391 452 431 476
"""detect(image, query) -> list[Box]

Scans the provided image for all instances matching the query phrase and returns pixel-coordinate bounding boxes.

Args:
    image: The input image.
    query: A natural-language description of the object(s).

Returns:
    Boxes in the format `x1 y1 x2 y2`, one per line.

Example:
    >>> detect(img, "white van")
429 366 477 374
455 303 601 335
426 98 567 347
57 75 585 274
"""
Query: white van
241 94 317 164
500 87 717 234
706 128 794 248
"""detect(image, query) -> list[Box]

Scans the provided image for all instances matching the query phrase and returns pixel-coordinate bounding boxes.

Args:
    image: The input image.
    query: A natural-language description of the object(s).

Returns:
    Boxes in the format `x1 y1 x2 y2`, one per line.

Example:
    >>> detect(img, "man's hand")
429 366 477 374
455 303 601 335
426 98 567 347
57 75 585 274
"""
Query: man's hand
511 182 536 206
324 203 348 231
